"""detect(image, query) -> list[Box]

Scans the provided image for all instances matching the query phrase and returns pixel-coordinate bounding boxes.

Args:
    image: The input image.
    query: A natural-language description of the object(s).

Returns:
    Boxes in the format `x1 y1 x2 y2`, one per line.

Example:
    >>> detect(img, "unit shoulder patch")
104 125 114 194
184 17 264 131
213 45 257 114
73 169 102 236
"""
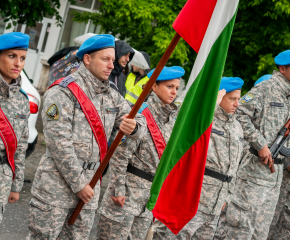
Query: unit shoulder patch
119 135 127 145
241 93 254 103
174 102 181 108
46 104 59 120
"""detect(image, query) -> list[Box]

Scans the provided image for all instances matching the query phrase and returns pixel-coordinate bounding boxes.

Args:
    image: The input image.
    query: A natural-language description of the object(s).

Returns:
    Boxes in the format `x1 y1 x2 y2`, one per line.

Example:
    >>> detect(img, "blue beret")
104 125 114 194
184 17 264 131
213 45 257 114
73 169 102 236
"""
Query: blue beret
219 77 244 93
254 74 272 86
0 32 29 51
77 34 115 58
147 66 185 81
274 50 290 66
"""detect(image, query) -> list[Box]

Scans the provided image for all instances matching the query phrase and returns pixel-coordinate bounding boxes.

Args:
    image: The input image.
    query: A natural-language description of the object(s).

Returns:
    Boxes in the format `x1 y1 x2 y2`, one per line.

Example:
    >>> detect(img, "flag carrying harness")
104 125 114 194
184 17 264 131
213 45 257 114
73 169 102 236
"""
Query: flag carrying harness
127 103 166 182
49 76 108 166
0 88 29 179
0 108 17 178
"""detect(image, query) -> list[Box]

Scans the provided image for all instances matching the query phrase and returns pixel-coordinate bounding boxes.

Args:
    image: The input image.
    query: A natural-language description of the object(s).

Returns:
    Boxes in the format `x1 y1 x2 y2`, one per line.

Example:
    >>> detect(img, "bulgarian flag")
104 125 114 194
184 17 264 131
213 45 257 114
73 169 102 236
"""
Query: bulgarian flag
146 0 239 235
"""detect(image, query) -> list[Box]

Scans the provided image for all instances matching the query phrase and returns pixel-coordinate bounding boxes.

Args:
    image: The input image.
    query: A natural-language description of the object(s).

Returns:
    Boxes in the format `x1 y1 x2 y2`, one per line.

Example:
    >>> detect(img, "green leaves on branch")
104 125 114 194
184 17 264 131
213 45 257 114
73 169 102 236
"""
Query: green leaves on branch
73 0 194 81
225 0 290 91
0 0 74 28
74 0 290 91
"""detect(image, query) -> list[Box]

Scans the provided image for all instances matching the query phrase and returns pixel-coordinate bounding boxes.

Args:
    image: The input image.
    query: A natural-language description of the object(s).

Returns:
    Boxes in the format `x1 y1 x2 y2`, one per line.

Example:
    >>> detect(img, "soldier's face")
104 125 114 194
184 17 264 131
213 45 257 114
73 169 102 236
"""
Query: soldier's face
0 49 27 84
152 79 180 105
83 48 115 81
279 65 290 82
219 89 241 114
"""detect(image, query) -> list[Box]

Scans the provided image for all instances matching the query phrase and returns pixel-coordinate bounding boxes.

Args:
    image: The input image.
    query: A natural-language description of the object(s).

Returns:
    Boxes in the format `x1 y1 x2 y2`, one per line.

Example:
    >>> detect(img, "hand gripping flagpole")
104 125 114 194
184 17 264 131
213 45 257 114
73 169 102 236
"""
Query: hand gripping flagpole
68 33 181 225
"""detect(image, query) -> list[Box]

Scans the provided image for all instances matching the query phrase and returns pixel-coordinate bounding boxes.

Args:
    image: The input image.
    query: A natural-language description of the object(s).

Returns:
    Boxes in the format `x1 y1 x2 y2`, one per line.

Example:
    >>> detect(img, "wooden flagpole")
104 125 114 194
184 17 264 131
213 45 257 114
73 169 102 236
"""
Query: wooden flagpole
68 33 181 225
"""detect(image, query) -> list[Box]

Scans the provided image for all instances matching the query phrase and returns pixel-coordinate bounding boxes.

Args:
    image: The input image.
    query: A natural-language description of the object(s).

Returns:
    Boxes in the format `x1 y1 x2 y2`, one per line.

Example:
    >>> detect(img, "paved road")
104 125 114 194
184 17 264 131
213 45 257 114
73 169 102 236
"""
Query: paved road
0 133 110 240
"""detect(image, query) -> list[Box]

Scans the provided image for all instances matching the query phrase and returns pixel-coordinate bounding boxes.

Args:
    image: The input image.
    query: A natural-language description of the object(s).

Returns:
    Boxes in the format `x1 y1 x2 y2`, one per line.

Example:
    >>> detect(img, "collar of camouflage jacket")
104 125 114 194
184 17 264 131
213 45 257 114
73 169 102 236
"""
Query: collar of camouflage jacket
272 70 290 96
214 105 235 122
0 73 21 99
76 63 111 95
147 91 178 124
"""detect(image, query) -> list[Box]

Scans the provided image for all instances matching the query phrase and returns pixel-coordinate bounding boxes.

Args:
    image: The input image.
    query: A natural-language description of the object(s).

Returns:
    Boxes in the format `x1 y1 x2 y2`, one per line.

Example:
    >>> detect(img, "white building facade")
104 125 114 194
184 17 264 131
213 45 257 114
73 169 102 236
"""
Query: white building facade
0 0 102 91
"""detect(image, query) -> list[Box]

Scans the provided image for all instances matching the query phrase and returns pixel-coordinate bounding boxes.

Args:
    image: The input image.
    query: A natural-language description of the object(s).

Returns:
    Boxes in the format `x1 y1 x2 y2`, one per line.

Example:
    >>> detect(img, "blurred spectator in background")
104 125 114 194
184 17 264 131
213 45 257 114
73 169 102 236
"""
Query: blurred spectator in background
47 47 81 87
125 51 151 105
109 40 134 96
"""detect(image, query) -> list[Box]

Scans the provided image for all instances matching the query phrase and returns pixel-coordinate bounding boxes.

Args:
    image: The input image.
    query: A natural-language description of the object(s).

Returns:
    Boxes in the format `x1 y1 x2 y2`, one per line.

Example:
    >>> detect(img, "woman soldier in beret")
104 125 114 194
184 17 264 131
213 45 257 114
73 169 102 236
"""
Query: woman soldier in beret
97 66 184 239
0 32 30 224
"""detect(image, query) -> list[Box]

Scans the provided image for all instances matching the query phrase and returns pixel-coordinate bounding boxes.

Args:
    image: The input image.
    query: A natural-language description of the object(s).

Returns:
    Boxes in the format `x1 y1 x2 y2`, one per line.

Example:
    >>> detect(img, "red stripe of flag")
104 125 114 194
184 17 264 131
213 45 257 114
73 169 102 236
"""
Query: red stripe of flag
173 0 218 52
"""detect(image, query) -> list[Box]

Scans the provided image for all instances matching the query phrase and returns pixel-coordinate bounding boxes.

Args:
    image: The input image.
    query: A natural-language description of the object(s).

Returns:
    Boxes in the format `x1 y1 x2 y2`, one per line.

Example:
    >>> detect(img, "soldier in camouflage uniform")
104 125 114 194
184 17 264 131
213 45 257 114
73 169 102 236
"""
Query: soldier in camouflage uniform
265 52 290 240
26 34 146 240
97 66 184 240
213 74 272 240
224 50 290 240
267 170 290 240
165 77 246 240
0 32 30 224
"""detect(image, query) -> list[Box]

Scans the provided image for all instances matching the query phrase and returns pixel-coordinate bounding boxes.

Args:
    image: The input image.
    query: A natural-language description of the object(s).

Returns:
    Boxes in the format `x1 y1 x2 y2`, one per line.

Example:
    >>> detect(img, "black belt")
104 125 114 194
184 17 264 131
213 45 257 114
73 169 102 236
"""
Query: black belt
204 168 233 183
127 164 154 182
249 147 284 164
0 155 8 165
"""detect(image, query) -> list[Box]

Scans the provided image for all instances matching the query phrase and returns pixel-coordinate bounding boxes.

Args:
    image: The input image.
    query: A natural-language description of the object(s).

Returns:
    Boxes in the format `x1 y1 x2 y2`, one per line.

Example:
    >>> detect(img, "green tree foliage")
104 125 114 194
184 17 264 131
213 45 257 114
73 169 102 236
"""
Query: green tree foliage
74 0 290 91
226 0 290 93
0 0 73 29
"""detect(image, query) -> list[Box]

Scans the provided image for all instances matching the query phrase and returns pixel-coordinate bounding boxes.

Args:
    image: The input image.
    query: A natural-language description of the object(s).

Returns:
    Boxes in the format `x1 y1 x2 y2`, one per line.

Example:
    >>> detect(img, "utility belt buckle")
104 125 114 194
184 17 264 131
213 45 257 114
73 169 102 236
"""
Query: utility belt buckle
223 175 232 183
274 158 285 165
274 158 284 164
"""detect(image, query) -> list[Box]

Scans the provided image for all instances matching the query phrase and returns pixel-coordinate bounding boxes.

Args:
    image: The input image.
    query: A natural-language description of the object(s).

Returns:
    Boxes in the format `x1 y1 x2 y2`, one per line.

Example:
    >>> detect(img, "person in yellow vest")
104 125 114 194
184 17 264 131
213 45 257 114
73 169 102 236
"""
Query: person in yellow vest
125 51 151 105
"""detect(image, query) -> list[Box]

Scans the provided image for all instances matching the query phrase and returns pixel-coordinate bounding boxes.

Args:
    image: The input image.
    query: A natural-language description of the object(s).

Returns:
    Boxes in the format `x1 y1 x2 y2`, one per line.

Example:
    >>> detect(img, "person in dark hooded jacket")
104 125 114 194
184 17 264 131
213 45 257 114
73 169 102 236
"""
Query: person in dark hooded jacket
125 51 151 105
109 40 135 96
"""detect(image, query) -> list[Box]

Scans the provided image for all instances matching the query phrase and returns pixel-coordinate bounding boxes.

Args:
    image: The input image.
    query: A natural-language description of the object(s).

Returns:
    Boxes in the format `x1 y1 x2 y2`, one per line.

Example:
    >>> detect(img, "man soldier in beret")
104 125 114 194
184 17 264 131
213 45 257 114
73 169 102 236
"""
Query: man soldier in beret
213 73 271 240
224 50 290 240
265 51 290 240
163 77 247 240
26 34 146 240
0 32 30 224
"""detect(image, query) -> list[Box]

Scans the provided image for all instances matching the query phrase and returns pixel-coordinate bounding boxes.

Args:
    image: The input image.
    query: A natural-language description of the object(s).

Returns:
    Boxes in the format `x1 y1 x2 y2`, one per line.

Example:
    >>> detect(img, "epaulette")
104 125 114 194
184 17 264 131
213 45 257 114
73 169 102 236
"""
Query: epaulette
138 103 148 114
19 88 29 100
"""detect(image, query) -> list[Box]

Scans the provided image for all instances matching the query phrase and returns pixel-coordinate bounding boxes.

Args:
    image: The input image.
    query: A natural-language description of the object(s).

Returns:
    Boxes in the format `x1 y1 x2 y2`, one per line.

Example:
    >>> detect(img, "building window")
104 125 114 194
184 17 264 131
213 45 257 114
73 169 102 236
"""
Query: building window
93 0 102 10
88 22 102 34
24 23 43 50
41 23 51 52
59 9 86 49
71 0 94 9
0 17 6 35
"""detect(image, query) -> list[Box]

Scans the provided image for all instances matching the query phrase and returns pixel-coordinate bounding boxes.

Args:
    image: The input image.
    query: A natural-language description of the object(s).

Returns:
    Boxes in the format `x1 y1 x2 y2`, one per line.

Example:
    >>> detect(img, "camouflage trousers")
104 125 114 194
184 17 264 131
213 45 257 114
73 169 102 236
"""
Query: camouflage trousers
26 198 95 240
225 177 280 240
213 203 228 240
97 212 152 240
0 164 13 224
151 219 167 240
267 170 290 240
164 210 220 240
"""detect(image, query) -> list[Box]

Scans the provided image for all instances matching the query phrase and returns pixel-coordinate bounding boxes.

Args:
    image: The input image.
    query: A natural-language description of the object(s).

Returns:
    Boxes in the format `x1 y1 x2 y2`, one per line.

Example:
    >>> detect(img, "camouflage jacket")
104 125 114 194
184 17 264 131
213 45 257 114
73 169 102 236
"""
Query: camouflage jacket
237 70 290 187
0 74 30 192
98 92 177 221
31 63 146 209
198 106 245 216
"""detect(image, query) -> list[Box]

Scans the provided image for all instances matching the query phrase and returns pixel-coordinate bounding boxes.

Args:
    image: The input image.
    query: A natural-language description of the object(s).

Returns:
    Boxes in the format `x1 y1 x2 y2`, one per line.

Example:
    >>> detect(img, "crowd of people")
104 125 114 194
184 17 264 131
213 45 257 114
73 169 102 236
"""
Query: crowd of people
1 31 290 240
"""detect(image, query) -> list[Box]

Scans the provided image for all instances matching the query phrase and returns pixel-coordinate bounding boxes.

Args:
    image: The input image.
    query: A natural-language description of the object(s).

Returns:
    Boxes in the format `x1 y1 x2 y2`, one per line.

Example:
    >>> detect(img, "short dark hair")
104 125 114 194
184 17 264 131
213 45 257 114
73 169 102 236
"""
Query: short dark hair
276 64 290 69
